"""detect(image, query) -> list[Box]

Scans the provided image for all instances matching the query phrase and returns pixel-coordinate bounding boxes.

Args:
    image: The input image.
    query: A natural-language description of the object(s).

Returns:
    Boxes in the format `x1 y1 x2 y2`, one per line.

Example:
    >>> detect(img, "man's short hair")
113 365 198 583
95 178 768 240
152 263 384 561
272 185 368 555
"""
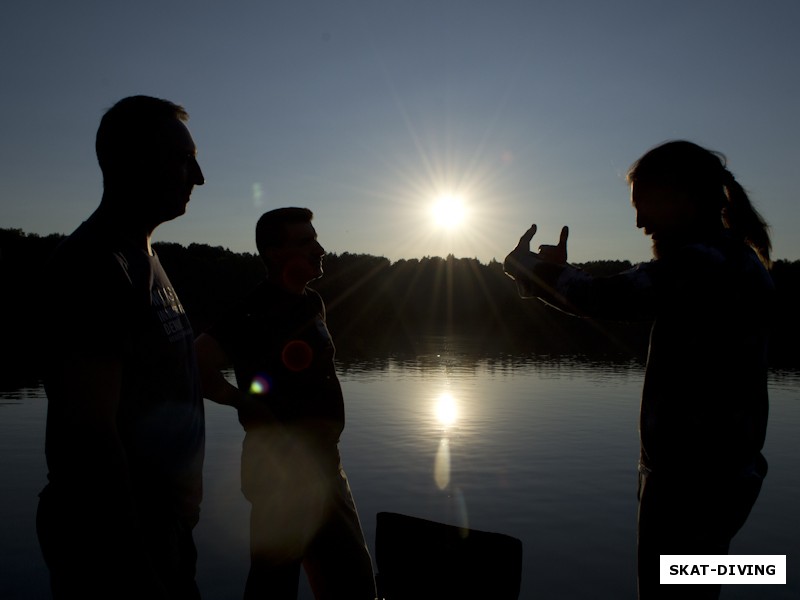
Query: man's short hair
95 95 189 184
256 207 314 258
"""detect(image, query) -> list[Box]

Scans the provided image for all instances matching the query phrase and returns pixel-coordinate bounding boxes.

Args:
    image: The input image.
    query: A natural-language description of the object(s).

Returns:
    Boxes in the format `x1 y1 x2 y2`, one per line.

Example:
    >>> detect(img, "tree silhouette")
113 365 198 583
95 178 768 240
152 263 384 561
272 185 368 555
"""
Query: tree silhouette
1 227 797 389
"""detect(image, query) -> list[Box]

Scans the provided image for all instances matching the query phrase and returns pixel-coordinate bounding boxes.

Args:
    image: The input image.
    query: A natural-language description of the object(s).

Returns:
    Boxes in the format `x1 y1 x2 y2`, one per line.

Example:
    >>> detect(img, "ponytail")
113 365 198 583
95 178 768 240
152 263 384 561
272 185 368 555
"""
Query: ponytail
721 169 772 269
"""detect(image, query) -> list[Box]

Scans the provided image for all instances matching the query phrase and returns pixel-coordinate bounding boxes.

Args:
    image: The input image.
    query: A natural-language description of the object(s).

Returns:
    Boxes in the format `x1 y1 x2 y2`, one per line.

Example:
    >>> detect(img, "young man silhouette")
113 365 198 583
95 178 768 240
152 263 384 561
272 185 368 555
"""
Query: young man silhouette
196 207 376 600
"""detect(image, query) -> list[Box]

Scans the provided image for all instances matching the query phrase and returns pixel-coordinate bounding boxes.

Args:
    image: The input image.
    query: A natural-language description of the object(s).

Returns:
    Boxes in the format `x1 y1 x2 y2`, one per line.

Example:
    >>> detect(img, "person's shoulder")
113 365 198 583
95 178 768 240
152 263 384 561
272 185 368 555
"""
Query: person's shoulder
222 279 272 319
305 286 323 302
48 219 150 295
650 239 729 280
678 239 727 264
206 279 272 344
688 235 770 278
48 220 115 274
304 286 325 311
249 279 279 305
672 236 773 291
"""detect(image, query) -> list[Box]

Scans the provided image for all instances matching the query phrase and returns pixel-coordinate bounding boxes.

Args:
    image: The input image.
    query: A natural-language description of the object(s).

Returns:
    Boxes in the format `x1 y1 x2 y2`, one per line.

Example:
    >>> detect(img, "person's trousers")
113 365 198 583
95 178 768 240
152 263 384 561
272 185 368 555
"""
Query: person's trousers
37 485 201 600
243 463 376 600
636 457 767 600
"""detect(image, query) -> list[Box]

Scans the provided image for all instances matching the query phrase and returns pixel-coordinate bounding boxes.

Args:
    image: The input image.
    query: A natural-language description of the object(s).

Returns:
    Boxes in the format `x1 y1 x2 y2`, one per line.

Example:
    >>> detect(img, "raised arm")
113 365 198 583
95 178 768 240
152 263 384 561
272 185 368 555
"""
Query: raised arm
504 223 658 321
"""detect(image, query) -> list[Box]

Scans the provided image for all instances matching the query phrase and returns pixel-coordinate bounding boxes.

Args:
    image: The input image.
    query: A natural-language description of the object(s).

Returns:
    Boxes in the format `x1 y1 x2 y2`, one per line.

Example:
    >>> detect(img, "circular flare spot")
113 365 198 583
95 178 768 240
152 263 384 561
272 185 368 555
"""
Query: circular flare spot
249 374 271 395
282 340 313 372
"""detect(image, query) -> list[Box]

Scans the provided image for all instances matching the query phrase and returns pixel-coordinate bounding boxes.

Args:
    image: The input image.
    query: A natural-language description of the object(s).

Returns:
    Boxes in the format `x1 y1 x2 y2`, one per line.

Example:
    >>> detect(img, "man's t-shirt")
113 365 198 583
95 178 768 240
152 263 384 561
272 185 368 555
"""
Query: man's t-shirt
42 217 205 519
208 280 345 446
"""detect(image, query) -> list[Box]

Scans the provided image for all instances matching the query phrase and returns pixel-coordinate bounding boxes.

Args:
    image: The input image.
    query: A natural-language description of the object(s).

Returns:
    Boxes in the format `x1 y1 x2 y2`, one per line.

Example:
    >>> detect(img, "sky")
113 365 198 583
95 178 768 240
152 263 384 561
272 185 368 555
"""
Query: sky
1 0 799 265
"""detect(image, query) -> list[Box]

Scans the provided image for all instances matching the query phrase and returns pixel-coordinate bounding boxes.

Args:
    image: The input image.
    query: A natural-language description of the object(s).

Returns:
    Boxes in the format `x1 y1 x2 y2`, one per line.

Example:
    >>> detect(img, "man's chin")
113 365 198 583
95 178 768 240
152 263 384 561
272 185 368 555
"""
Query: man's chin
165 199 190 220
158 207 187 225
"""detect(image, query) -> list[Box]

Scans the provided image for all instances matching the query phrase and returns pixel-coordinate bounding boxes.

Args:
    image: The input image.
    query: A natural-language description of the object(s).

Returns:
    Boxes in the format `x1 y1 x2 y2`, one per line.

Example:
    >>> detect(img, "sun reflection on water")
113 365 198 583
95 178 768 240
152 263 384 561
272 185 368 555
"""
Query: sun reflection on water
434 392 458 428
433 391 460 491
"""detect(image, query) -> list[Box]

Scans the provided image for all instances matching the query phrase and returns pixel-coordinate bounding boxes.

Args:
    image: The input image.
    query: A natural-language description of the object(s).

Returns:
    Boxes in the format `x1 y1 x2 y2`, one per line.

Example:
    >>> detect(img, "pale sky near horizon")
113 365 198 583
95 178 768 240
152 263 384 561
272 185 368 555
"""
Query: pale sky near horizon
2 1 798 265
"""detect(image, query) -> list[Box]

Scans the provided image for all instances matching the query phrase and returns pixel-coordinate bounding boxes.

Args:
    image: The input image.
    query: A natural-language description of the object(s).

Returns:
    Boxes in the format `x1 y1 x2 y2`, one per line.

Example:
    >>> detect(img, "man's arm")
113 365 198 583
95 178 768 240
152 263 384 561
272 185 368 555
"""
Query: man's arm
504 223 658 321
195 333 275 428
194 333 245 408
49 355 131 491
47 354 170 598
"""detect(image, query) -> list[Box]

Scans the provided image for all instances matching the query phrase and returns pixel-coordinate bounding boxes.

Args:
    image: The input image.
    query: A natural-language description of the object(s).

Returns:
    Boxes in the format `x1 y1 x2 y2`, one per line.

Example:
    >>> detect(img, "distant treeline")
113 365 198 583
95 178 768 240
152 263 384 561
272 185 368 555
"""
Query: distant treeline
2 227 799 386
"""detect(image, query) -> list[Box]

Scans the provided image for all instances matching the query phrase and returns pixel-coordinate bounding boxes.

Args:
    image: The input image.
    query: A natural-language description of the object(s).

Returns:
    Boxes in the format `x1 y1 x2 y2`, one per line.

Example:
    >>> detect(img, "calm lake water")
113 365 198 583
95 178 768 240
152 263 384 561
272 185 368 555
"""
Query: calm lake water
1 340 798 599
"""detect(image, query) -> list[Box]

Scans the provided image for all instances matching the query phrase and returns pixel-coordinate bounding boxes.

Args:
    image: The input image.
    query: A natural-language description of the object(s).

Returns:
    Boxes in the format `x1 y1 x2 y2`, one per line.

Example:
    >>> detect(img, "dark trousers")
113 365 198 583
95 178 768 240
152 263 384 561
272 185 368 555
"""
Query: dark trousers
37 485 201 600
636 456 767 600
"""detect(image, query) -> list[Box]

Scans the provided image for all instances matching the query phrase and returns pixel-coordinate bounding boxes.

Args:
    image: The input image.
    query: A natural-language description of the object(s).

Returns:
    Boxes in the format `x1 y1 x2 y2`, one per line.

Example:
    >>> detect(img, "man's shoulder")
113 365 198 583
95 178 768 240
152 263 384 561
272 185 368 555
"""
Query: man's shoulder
51 218 132 269
249 281 325 309
304 286 324 306
218 281 326 326
48 220 161 308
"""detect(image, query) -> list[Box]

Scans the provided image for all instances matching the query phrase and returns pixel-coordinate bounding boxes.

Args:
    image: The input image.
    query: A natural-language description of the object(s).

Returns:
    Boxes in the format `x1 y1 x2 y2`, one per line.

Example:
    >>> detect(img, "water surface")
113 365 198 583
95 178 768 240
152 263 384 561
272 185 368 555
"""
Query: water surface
1 346 797 599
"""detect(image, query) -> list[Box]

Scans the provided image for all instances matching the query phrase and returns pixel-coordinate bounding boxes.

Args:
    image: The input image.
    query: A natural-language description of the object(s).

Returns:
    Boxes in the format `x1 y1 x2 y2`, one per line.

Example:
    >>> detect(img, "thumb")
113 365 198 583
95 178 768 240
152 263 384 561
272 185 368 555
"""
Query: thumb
515 224 537 252
558 226 569 251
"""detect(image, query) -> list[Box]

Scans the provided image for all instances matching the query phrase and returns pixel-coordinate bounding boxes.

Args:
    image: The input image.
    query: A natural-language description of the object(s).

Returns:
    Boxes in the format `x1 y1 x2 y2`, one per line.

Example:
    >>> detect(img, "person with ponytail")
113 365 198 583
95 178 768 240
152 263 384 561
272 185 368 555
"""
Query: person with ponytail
504 140 775 599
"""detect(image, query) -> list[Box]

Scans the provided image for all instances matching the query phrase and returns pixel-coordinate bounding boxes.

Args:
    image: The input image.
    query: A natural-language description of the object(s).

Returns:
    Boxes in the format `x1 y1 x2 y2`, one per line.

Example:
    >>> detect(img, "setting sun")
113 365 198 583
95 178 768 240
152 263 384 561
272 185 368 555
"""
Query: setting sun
431 194 467 229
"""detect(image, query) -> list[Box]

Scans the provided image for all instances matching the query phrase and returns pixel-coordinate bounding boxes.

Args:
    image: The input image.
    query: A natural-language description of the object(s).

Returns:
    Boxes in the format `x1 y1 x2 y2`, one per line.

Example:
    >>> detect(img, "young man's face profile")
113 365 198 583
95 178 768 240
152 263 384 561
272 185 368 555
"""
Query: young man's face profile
268 221 326 291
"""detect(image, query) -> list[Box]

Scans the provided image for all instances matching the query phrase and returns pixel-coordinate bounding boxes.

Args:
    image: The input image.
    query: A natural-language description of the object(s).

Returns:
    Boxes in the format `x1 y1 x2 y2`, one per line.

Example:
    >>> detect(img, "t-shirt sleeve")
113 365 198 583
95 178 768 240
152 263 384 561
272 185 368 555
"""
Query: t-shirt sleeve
47 248 138 360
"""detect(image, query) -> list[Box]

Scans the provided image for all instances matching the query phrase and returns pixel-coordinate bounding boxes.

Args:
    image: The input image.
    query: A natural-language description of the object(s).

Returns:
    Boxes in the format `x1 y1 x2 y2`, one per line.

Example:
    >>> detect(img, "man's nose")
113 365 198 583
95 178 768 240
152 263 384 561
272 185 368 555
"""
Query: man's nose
191 157 205 186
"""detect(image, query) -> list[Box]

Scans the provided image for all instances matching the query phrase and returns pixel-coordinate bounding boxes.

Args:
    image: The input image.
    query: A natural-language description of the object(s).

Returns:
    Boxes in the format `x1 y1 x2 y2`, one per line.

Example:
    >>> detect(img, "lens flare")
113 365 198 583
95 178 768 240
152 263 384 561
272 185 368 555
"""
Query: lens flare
252 182 263 207
249 374 271 395
452 486 469 535
434 437 451 490
282 340 313 372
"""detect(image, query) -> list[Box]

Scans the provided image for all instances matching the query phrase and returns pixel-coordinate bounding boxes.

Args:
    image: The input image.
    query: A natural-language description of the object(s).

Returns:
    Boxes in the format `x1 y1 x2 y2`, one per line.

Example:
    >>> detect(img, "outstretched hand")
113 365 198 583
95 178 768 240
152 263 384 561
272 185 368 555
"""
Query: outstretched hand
503 223 569 295
503 225 569 298
507 223 569 265
537 225 569 264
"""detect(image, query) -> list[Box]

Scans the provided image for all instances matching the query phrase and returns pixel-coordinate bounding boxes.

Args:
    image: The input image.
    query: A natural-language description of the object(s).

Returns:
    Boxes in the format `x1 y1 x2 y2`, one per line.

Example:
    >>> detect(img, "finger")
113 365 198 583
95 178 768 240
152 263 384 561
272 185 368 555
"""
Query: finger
515 224 537 251
558 226 569 248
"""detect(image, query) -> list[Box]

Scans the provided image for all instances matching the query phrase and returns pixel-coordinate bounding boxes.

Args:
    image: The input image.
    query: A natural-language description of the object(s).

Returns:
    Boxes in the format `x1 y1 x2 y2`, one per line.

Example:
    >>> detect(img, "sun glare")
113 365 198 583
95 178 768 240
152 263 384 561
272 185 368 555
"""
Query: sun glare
431 194 467 229
434 393 458 427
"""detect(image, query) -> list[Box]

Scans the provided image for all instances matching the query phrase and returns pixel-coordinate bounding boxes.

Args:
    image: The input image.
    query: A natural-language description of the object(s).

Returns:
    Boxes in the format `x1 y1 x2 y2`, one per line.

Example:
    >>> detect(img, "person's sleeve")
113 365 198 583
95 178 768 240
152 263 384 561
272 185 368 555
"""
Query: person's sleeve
550 262 663 321
47 250 136 359
510 256 662 323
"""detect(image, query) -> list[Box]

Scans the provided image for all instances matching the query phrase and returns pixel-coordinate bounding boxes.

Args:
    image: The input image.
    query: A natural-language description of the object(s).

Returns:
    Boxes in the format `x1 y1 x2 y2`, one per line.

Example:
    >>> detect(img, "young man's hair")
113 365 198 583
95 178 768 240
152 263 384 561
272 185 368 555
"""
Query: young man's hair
255 207 314 259
95 95 189 186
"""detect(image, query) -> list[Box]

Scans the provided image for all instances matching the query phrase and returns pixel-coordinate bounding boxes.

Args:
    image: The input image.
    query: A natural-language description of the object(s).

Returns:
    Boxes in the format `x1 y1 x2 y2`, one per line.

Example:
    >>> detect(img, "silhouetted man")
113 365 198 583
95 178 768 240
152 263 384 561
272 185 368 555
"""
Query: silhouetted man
195 207 377 600
37 95 206 600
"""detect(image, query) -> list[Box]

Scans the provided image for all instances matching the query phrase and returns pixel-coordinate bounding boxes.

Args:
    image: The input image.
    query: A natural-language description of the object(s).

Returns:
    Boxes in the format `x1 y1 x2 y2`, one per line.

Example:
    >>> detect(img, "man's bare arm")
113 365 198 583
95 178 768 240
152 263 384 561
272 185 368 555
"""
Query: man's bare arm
195 333 244 408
